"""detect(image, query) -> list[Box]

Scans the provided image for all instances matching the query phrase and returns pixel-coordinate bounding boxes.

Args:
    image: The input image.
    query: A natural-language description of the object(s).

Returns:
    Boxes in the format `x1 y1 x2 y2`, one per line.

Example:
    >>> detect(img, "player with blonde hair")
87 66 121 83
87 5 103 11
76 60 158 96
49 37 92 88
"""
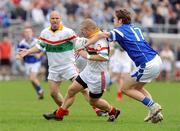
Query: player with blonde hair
53 19 120 122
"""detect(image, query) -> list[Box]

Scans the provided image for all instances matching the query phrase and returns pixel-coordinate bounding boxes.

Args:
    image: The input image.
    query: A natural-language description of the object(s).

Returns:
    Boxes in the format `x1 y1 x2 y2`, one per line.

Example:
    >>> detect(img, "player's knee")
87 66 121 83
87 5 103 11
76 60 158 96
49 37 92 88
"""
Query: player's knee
29 75 35 81
50 90 58 98
67 88 76 97
29 76 33 81
89 98 98 106
80 89 88 95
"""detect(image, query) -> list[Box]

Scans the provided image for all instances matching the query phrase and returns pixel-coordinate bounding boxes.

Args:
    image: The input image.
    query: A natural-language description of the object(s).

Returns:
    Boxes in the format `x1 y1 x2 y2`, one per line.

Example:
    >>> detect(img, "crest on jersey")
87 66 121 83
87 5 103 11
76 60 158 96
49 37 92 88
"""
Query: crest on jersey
97 44 101 51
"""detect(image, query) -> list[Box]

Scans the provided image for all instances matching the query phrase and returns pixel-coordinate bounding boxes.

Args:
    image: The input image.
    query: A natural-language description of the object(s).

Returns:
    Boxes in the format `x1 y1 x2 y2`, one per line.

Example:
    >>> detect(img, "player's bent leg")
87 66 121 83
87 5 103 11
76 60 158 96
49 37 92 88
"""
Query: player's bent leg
89 93 120 122
43 80 63 120
55 80 85 120
89 97 110 112
89 98 109 117
137 87 156 122
80 89 89 102
135 86 154 122
135 87 163 122
92 106 108 117
75 75 109 117
121 74 152 102
48 80 63 106
63 80 85 109
80 88 107 116
136 87 152 99
121 75 163 122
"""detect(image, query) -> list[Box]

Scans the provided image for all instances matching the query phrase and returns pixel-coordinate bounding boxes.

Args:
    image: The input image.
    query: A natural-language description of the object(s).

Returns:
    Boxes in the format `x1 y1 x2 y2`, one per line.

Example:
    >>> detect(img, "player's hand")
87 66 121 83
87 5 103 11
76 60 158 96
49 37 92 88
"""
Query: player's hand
102 31 109 38
77 50 88 59
75 47 85 56
16 49 29 59
16 53 23 60
34 53 42 59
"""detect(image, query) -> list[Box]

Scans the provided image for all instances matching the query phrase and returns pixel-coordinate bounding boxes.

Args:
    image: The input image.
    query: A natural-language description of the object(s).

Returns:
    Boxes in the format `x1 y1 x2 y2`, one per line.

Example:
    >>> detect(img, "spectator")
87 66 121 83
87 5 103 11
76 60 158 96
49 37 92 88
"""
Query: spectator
0 7 10 28
10 1 27 21
64 0 79 21
159 41 175 81
0 35 12 80
91 1 105 26
174 44 180 81
31 1 45 24
168 11 178 33
104 0 116 10
141 2 154 32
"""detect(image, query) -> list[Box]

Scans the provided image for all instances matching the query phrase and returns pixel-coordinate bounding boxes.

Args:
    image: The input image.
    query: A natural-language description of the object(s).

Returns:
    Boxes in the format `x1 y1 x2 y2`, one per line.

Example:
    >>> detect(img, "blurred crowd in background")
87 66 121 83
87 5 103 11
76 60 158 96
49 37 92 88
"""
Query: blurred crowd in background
0 0 180 81
0 0 179 38
0 0 179 33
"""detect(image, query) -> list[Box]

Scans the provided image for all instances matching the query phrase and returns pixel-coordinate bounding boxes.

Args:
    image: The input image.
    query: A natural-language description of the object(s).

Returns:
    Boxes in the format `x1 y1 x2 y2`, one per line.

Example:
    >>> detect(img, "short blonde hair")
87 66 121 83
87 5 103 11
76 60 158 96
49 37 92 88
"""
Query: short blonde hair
80 19 98 32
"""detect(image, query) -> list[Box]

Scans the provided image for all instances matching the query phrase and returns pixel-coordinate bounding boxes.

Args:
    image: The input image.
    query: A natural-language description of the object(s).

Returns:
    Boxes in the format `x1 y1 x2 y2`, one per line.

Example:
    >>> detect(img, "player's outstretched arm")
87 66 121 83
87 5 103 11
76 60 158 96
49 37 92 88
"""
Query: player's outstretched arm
75 32 110 53
85 32 110 48
35 51 45 59
16 46 41 60
78 50 107 62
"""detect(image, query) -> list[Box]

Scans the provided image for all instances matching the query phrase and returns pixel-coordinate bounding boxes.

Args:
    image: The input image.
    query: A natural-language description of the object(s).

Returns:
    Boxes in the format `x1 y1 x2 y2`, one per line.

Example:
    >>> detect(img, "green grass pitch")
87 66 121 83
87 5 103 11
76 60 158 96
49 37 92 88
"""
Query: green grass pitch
0 80 180 131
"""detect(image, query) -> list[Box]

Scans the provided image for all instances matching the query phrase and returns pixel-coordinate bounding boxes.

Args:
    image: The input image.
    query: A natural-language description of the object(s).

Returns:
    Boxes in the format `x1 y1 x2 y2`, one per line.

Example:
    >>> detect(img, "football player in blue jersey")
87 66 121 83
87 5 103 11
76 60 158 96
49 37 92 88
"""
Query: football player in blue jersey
81 8 163 123
18 27 44 99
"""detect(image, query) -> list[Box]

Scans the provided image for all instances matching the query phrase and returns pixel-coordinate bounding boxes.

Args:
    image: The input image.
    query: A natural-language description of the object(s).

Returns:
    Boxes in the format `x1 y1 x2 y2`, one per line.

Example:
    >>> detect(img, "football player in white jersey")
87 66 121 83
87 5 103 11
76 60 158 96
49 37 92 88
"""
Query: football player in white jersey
16 11 106 119
54 19 120 122
75 38 109 116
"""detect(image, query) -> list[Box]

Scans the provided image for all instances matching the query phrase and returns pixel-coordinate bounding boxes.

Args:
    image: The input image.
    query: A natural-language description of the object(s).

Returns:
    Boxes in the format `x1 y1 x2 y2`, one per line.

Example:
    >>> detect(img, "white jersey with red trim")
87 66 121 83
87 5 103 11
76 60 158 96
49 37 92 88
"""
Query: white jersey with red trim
85 39 109 72
36 26 77 73
79 38 110 94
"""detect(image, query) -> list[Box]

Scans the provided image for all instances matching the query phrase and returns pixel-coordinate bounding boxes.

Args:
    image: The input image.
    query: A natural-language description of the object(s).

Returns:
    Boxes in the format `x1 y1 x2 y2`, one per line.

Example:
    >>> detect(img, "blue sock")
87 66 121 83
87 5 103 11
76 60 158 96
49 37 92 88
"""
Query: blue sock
142 97 154 107
35 85 43 94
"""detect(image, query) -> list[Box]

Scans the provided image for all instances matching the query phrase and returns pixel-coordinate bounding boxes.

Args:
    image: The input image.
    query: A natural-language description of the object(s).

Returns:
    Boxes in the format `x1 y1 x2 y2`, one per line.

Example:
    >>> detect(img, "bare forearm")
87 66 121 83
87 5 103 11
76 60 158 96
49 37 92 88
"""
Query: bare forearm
88 54 107 62
85 33 106 48
39 51 45 57
27 46 41 55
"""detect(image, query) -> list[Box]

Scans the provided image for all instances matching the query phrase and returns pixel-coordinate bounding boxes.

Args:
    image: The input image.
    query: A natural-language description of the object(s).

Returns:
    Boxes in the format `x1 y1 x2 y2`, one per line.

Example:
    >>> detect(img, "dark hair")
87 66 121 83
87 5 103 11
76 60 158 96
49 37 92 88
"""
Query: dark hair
115 8 131 24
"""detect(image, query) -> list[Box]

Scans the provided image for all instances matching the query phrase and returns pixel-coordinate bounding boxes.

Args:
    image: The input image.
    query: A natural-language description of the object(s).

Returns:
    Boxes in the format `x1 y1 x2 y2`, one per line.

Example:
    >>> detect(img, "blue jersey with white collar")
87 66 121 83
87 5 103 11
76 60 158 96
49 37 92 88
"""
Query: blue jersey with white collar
18 38 41 63
108 24 157 67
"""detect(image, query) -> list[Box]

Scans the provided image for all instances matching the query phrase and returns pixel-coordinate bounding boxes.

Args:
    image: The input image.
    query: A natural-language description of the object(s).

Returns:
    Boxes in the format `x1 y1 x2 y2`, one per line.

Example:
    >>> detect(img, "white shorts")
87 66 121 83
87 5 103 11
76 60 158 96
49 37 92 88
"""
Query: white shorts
25 62 41 75
48 63 78 82
131 55 162 83
80 69 110 94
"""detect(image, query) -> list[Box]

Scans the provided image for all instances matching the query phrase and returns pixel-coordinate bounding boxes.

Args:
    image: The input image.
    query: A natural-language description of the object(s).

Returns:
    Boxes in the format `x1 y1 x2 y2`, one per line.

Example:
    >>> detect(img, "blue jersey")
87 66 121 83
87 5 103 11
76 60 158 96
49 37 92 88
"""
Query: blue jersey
108 24 157 67
18 38 41 64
